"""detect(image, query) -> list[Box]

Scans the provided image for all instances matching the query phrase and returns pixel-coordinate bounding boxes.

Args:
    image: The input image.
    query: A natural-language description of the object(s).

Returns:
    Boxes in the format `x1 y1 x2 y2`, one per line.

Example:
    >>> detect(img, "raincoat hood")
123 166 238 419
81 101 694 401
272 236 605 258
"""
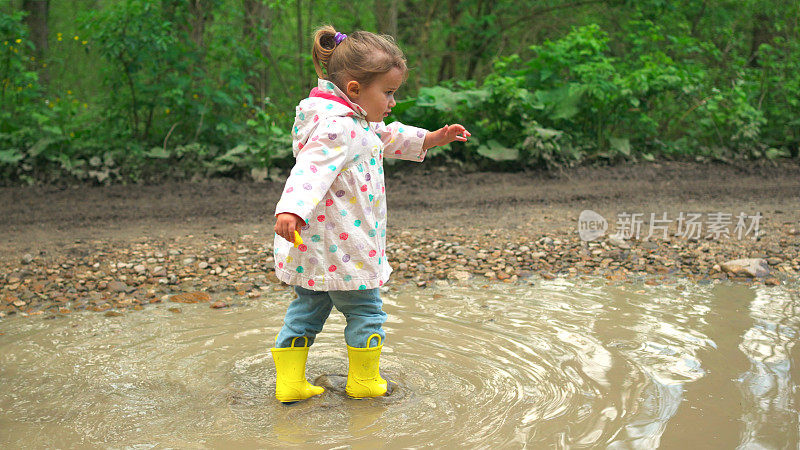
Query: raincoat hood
291 79 370 157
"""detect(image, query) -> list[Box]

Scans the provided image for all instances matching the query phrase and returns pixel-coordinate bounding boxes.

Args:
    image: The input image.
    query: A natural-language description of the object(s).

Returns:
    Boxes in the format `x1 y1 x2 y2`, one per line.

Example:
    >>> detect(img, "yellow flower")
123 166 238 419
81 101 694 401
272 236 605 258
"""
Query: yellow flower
165 108 170 114
193 94 199 99
15 39 21 43
27 83 32 88
82 40 87 45
30 56 35 61
16 86 22 91
67 90 72 95
74 36 79 41
57 36 62 41
3 41 7 46
69 132 75 138
42 63 47 68
83 103 88 109
243 102 247 107
57 33 62 37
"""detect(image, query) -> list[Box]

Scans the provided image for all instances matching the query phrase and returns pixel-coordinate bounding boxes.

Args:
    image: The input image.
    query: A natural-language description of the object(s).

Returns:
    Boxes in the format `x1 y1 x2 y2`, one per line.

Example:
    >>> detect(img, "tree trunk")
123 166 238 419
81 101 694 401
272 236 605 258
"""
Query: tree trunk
187 0 213 50
375 0 399 37
22 0 49 84
296 0 303 92
748 12 773 68
243 0 271 101
437 0 461 82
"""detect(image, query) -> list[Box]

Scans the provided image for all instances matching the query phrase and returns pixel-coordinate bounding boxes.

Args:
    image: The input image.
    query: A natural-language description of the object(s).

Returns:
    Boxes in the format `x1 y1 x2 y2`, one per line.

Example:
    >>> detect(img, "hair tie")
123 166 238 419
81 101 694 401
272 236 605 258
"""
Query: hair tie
334 32 348 45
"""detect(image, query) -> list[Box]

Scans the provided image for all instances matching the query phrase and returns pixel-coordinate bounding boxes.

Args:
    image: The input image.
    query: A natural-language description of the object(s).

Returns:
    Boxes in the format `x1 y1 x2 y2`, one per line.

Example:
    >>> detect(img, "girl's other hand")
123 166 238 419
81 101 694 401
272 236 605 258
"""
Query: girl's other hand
275 213 306 244
442 124 471 143
423 124 471 150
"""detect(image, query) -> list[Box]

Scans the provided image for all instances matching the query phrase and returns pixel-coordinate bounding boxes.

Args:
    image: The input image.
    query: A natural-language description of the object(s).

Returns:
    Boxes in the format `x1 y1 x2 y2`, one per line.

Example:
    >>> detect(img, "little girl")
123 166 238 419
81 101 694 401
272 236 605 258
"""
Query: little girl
271 25 470 404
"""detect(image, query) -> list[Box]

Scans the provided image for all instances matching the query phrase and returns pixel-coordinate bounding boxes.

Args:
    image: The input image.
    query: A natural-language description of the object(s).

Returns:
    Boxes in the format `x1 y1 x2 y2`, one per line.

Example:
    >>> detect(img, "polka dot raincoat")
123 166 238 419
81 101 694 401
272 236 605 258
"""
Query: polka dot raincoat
273 79 429 290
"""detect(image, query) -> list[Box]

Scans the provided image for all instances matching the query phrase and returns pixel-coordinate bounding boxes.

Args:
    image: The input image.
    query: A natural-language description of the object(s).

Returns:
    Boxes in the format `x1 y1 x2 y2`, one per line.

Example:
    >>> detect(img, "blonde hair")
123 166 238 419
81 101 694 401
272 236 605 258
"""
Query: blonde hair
312 25 408 90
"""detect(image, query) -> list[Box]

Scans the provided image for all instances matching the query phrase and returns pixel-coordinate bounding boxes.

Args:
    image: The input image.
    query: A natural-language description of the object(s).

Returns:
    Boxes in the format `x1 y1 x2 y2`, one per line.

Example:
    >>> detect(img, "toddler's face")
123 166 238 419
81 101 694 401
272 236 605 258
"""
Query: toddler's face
347 68 404 122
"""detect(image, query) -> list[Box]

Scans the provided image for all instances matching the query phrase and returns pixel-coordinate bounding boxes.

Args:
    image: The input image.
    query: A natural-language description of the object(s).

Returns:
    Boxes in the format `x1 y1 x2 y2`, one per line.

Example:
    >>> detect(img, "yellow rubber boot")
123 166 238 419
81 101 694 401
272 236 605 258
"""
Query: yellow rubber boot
346 334 389 399
271 336 325 404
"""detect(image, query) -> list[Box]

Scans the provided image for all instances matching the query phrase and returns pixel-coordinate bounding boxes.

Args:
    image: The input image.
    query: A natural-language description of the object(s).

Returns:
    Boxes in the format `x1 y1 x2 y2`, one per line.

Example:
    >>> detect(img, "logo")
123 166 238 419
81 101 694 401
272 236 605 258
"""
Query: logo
578 210 607 241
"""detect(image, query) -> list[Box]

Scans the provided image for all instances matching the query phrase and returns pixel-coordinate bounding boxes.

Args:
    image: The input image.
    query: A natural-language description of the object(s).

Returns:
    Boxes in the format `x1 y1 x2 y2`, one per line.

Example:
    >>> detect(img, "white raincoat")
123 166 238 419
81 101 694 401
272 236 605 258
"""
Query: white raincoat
273 78 429 290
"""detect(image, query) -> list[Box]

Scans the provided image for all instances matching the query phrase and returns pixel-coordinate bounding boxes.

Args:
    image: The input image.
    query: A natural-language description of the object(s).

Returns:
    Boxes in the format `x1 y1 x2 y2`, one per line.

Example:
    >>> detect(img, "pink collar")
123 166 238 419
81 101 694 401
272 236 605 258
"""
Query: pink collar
309 88 358 113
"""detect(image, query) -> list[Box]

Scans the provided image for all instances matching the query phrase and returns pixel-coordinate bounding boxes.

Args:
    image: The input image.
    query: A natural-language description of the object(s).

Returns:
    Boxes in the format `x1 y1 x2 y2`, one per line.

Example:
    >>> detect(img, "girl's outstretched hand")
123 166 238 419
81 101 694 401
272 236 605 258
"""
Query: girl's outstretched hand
423 124 471 150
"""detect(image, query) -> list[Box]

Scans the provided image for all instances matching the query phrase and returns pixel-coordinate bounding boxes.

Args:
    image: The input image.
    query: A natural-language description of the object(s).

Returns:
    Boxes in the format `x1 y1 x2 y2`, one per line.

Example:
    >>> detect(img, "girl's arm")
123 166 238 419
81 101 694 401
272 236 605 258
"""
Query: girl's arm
373 121 428 161
375 121 471 162
274 119 352 235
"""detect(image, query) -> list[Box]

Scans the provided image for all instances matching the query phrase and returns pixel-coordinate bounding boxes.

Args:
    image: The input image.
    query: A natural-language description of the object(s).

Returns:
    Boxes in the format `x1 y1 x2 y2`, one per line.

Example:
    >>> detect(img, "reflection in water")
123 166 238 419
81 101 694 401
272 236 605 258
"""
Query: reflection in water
602 287 712 449
0 280 797 447
737 289 800 449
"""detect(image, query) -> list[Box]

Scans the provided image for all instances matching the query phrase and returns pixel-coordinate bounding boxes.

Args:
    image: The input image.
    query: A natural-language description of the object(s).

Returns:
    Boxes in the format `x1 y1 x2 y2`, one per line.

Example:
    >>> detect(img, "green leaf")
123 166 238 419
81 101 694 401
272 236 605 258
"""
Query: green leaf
537 84 586 120
28 138 55 157
145 146 170 159
476 140 519 161
609 137 631 156
532 127 562 140
0 149 24 164
218 144 250 163
765 148 789 159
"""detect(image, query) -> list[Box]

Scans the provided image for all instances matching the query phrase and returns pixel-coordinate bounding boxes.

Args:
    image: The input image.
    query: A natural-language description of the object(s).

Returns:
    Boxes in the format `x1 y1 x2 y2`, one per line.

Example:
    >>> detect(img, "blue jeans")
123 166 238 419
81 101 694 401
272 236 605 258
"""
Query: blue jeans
274 286 387 348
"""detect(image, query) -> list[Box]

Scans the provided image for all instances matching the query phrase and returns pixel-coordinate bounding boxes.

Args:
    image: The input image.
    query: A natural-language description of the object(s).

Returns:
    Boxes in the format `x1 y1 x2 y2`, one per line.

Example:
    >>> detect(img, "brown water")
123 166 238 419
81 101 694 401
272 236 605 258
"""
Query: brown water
0 279 798 448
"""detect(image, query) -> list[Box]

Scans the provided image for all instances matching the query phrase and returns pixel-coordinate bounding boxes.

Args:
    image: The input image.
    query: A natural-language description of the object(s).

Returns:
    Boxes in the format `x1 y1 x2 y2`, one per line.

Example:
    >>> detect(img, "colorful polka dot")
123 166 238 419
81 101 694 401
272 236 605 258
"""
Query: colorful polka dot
329 245 338 252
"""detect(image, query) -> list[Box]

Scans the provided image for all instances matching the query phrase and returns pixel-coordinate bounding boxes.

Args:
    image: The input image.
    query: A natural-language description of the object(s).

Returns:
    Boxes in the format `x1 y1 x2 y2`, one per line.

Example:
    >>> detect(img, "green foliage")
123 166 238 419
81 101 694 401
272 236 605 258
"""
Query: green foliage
394 18 798 169
1 0 798 184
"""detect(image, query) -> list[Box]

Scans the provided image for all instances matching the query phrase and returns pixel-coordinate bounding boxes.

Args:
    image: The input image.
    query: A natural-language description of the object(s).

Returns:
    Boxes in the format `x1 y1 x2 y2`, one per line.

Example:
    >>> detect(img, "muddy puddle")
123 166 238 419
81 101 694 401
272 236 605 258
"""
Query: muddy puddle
1 279 798 448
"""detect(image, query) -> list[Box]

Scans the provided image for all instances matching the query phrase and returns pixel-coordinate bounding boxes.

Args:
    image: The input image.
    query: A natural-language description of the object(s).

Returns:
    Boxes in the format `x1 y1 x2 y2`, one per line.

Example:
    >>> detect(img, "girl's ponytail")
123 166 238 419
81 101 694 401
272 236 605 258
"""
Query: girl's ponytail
312 25 338 79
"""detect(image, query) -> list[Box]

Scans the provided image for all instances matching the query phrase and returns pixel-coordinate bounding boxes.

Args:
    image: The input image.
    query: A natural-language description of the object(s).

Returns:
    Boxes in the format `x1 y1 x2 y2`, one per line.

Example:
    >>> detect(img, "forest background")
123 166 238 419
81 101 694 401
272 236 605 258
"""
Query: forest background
1 0 798 185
